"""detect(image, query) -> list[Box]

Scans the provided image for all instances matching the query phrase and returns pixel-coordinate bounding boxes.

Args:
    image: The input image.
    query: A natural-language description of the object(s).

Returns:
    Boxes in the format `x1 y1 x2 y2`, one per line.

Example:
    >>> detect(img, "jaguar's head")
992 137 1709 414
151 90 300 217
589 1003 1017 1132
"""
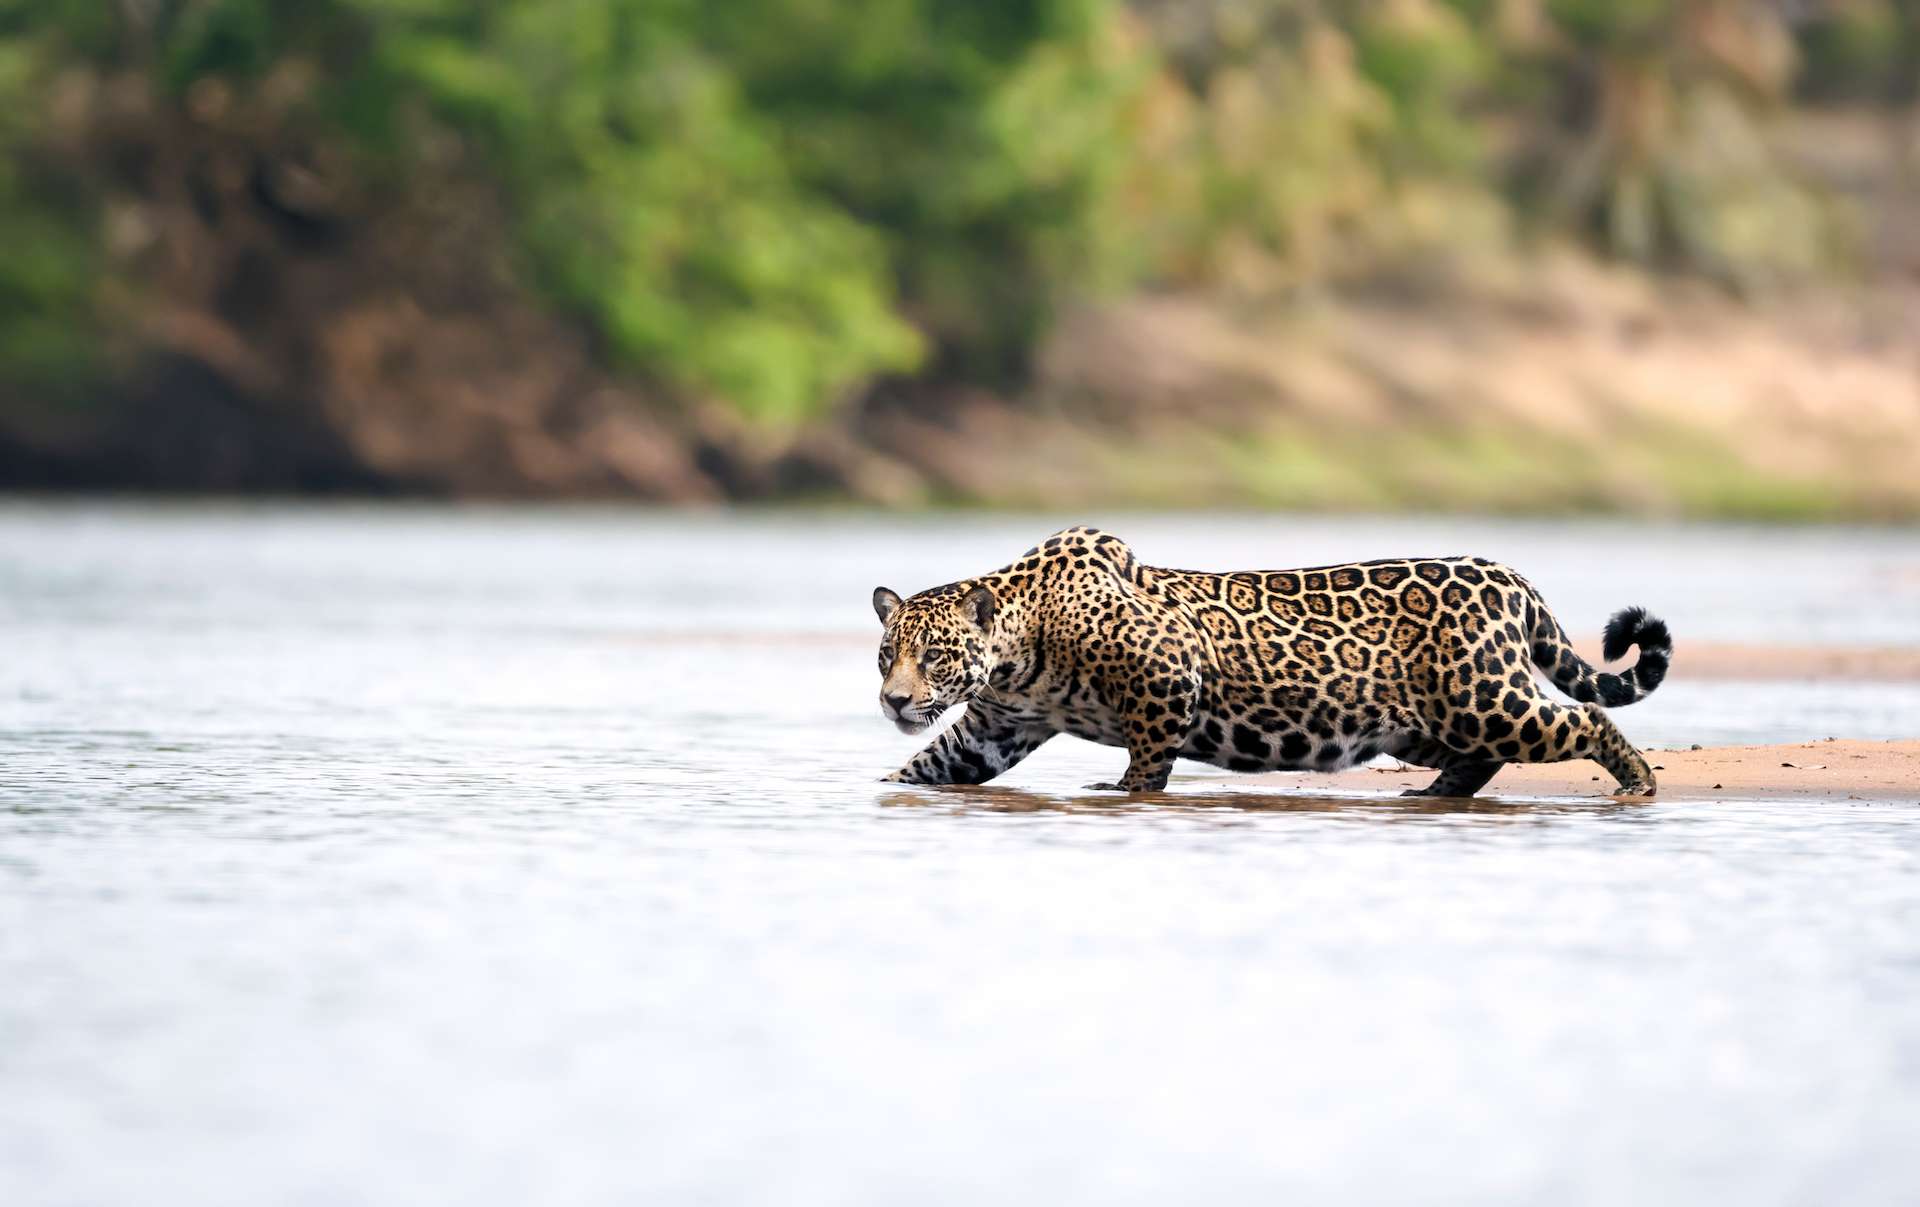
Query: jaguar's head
871 582 995 734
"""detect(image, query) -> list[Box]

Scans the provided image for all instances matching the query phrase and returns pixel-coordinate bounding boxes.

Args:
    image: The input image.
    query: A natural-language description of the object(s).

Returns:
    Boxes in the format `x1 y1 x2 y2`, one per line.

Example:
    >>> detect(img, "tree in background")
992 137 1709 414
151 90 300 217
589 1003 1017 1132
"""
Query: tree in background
0 0 1148 426
0 1 106 395
359 0 1150 418
1 0 1916 465
1503 0 1852 288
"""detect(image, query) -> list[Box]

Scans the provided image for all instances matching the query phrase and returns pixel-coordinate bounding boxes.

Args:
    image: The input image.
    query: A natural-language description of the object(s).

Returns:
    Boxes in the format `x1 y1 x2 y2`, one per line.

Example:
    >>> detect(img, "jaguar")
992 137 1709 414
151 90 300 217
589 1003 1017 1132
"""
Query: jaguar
872 526 1671 797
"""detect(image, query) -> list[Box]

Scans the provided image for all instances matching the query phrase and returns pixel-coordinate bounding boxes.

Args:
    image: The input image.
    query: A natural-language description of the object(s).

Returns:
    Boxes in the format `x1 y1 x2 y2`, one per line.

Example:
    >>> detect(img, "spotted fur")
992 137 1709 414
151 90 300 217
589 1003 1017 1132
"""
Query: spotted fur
873 527 1672 797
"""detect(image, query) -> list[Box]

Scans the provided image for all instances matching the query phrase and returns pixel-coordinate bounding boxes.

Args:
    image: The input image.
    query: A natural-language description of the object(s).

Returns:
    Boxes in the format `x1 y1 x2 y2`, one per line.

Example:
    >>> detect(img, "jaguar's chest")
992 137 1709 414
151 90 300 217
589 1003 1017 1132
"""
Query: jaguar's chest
979 672 1134 746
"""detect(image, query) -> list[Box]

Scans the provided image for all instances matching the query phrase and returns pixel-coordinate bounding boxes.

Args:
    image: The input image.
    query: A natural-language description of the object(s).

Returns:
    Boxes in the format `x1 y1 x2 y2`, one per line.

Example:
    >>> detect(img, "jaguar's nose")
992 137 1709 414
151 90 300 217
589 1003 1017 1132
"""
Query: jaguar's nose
881 692 911 718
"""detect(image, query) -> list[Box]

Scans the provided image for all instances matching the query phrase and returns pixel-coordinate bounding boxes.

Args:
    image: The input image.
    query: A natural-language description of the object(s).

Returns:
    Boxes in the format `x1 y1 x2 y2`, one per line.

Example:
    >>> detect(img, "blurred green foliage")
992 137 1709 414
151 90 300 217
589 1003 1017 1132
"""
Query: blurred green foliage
348 0 1156 417
2 0 1917 421
0 9 99 394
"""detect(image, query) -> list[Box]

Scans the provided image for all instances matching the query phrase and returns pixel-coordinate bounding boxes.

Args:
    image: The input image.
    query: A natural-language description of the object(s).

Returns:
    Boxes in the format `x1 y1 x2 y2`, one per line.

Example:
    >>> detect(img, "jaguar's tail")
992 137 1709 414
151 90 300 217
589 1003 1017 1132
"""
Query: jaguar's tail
1526 596 1672 708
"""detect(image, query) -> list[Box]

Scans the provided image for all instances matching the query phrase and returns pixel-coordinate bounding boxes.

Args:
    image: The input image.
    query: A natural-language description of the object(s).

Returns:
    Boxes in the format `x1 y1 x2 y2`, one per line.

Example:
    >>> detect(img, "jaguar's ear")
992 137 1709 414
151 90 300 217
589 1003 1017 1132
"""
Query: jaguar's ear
873 587 903 625
960 583 996 632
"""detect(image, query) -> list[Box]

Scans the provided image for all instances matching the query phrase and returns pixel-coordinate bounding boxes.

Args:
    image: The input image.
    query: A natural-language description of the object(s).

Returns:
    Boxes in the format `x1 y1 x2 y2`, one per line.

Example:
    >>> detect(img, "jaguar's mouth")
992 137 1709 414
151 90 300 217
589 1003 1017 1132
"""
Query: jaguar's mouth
888 702 945 735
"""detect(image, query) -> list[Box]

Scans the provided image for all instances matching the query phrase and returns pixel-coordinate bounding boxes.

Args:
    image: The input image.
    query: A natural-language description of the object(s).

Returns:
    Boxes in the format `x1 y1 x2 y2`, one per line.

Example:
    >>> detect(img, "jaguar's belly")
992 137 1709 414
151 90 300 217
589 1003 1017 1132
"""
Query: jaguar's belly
1179 706 1389 775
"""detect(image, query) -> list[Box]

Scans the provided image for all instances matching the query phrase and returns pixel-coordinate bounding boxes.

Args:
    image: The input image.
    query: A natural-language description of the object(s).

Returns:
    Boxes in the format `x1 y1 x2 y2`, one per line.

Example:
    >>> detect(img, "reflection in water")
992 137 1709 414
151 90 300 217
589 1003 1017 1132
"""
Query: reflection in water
1 504 1917 1206
879 784 1649 820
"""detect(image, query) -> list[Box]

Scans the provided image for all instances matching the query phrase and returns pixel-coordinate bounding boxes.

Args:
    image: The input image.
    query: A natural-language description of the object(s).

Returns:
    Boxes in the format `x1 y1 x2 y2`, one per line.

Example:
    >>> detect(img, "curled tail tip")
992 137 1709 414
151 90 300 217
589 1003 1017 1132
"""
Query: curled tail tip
1596 606 1671 704
1604 606 1671 662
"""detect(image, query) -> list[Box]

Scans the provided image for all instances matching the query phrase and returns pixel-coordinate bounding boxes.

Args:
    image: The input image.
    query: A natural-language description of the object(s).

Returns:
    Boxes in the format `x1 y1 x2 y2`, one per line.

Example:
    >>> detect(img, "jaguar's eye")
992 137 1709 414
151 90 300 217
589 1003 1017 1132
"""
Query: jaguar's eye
919 648 945 672
878 645 894 674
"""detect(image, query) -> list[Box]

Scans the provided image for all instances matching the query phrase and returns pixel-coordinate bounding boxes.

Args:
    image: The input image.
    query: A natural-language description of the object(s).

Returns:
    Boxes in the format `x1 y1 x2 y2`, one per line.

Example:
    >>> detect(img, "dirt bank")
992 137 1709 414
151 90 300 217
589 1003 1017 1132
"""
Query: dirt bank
1236 739 1920 802
917 261 1920 517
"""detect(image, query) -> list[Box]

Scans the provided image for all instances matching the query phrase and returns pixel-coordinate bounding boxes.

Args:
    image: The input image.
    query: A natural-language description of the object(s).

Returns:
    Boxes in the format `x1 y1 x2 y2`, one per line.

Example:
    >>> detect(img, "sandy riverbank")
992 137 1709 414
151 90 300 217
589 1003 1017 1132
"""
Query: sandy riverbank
1235 739 1920 802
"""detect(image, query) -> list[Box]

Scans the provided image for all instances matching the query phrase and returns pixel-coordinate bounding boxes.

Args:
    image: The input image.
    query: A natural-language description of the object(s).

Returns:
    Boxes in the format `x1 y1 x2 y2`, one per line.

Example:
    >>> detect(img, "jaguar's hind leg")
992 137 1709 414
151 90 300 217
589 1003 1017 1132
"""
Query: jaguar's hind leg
1403 757 1503 798
1388 736 1504 798
1455 699 1656 796
1568 702 1657 796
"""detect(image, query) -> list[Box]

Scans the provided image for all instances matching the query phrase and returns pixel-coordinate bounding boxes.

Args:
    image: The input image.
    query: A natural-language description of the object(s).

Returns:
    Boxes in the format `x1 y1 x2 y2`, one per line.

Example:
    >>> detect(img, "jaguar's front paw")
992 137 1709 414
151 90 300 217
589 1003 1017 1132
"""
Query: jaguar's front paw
1082 781 1125 792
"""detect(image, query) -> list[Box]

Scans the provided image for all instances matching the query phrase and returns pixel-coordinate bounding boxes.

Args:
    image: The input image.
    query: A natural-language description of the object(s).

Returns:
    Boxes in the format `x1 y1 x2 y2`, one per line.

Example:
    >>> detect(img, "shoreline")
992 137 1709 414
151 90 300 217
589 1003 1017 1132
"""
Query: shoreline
1224 739 1920 803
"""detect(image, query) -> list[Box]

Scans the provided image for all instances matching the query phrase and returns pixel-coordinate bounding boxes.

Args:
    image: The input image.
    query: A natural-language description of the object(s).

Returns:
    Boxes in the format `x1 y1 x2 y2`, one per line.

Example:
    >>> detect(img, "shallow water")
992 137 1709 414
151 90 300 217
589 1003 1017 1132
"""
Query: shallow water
2 504 1918 1205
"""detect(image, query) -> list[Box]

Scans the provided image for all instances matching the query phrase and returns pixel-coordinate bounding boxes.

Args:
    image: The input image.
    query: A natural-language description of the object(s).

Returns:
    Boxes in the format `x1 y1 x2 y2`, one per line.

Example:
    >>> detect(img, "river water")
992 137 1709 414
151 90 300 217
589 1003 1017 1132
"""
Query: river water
2 503 1918 1205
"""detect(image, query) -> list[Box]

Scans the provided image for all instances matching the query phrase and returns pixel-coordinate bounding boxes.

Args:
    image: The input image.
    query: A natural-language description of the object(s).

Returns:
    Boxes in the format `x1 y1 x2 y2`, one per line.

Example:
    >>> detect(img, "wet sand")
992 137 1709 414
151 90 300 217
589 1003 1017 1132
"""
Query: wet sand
1240 739 1920 802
